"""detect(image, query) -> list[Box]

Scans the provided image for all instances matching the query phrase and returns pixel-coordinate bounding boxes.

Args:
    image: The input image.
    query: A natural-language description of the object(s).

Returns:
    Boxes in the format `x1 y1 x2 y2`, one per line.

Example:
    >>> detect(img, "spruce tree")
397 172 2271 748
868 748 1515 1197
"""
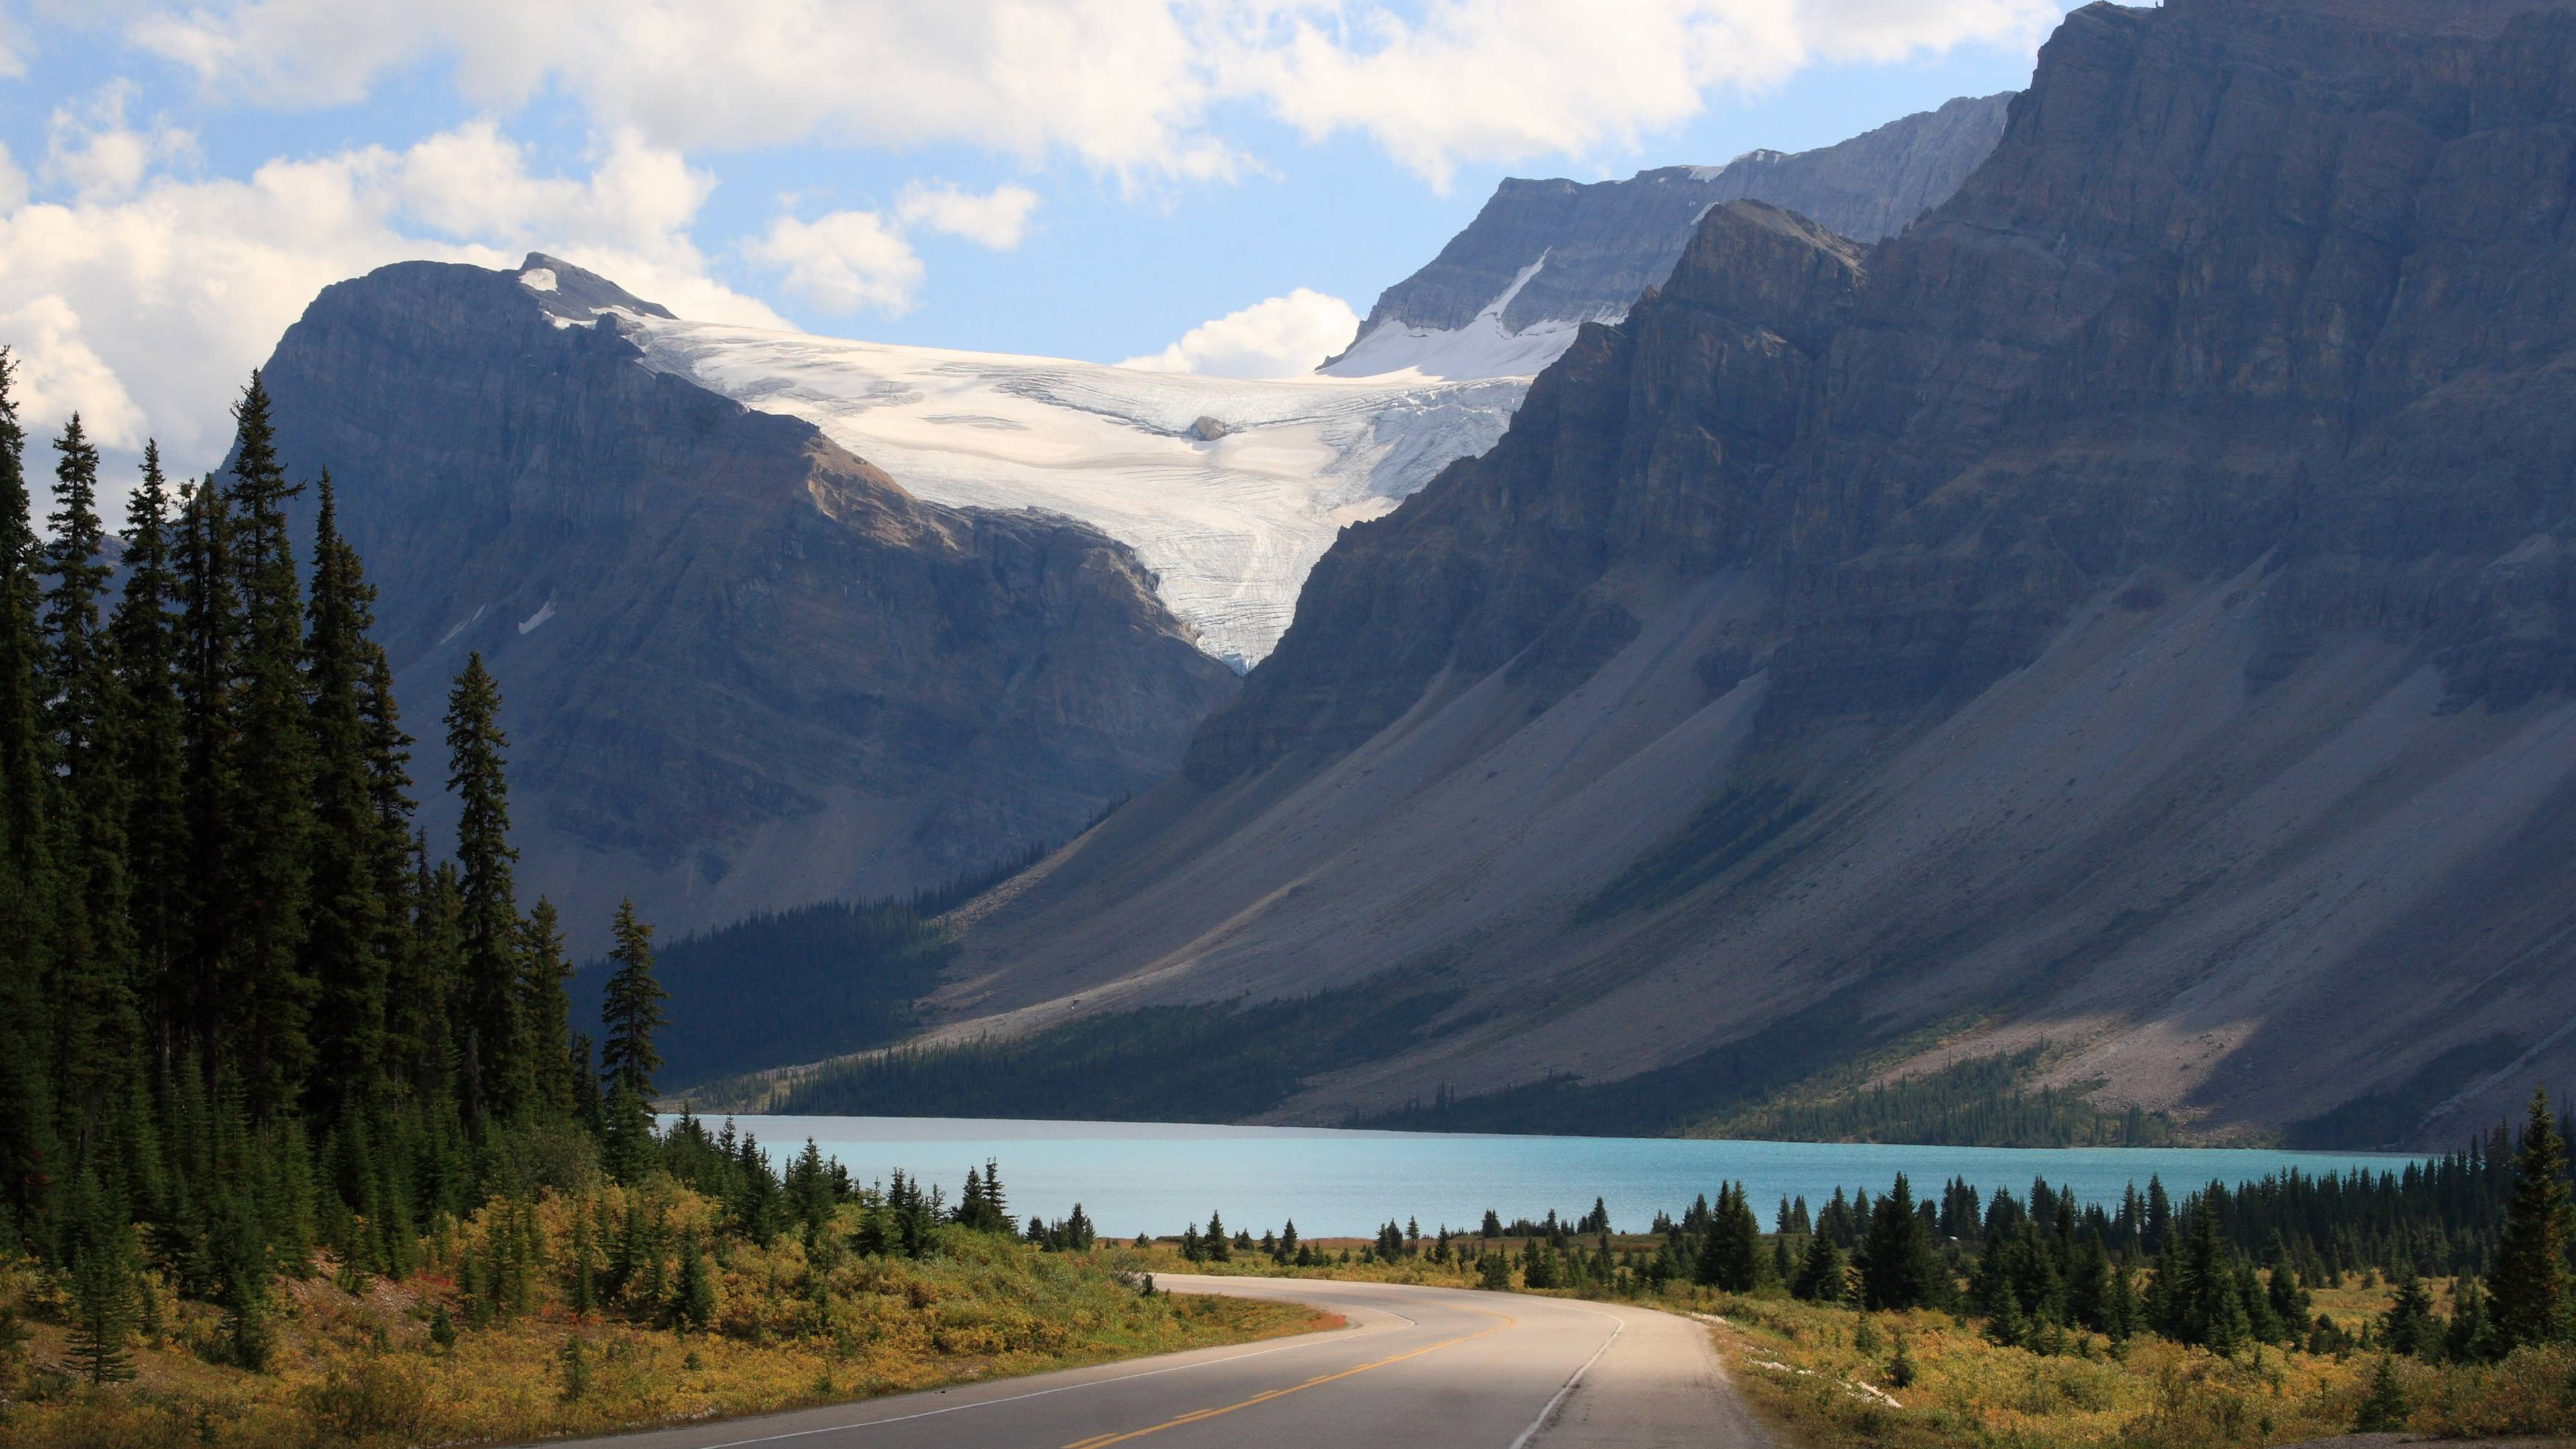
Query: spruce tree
2489 1088 2574 1352
1858 1174 1943 1311
445 653 527 1126
175 473 240 1079
301 479 392 1118
600 899 667 1099
39 416 140 1171
113 443 186 1074
0 354 59 1242
521 898 574 1116
64 1174 138 1385
221 375 316 1118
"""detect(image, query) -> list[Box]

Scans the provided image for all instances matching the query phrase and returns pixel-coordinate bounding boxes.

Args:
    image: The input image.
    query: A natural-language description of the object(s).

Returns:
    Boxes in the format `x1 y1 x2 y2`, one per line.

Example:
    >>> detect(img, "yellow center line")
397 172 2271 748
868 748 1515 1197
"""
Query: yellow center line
1062 1308 1517 1449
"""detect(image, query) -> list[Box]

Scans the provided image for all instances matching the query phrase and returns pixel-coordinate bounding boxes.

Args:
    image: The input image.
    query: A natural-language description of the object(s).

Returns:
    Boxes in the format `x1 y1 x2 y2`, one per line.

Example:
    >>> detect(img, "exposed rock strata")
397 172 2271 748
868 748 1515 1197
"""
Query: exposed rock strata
950 0 2576 1146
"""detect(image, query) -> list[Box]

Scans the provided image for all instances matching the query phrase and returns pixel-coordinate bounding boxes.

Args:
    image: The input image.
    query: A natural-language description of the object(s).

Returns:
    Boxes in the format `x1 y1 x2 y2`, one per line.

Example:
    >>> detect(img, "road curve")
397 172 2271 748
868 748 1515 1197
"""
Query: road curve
547 1276 1773 1449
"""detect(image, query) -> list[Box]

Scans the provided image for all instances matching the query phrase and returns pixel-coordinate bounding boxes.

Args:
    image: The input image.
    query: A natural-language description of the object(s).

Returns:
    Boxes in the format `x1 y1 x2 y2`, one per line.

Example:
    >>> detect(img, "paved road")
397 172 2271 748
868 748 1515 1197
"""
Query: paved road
553 1275 1773 1449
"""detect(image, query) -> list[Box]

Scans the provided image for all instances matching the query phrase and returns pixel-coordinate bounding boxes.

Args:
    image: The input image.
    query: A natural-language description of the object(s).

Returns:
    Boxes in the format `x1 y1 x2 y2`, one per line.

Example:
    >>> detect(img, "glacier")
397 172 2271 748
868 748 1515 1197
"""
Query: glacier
618 309 1535 669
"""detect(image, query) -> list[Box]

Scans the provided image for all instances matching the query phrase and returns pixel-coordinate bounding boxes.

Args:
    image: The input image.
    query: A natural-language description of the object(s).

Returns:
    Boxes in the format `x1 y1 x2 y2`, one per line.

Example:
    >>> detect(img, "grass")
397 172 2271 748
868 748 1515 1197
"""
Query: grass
0 1188 1332 1449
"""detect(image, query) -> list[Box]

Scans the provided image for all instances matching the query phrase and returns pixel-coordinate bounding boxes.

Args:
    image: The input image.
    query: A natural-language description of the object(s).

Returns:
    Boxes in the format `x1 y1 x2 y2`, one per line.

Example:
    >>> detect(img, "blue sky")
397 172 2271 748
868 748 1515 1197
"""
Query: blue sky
0 0 2090 490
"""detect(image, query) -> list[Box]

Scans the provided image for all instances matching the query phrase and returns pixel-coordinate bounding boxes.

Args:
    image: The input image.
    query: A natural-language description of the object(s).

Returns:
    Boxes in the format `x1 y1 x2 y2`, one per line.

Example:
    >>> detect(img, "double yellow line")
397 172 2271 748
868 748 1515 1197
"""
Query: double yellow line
1062 1309 1517 1449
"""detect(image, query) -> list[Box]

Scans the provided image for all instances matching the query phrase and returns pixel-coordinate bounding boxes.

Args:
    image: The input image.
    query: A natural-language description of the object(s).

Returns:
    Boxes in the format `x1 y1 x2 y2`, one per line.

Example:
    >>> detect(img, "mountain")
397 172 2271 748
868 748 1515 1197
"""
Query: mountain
623 316 1523 670
633 97 2012 670
907 0 2576 1150
258 256 1238 946
1320 93 2013 380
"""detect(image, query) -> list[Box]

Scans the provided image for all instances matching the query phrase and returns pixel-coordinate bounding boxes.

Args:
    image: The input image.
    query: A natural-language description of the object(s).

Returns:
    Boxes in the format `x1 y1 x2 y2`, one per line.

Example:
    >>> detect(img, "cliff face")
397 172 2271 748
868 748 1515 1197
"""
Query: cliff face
948 0 2576 1147
260 257 1238 946
1336 93 2012 347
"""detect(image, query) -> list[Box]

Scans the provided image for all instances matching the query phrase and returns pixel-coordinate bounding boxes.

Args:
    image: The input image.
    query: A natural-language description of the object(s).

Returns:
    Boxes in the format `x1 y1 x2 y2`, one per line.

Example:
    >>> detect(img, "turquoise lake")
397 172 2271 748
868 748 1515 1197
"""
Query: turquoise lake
706 1116 2414 1239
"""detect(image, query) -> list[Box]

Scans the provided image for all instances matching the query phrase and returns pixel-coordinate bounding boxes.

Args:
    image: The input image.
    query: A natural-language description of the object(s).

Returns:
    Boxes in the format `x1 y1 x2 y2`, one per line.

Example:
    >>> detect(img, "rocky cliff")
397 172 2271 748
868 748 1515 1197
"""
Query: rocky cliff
1322 93 2011 378
942 0 2576 1148
260 256 1238 947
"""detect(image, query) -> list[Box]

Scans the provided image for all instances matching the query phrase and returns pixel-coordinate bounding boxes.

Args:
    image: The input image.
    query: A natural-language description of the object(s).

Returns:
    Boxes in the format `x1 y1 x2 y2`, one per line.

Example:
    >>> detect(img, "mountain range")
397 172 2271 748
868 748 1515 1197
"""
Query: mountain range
253 95 2010 945
877 0 2576 1150
248 0 2576 1149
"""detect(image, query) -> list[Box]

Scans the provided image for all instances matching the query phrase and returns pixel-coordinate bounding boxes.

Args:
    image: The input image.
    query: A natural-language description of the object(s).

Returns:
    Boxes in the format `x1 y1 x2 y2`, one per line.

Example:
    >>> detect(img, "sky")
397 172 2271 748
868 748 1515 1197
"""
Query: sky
0 0 2094 504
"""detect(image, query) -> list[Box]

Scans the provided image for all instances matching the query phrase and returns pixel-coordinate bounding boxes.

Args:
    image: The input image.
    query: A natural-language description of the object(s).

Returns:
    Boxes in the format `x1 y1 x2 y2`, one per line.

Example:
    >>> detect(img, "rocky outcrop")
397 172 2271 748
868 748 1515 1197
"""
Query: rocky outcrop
260 256 1238 947
1331 93 2010 354
946 0 2576 1147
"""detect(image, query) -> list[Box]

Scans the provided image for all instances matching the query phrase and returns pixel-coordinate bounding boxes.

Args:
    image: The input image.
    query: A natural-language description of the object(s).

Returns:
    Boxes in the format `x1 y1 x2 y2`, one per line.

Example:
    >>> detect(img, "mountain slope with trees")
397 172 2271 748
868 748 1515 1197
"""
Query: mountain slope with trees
926 0 2576 1148
253 257 1238 949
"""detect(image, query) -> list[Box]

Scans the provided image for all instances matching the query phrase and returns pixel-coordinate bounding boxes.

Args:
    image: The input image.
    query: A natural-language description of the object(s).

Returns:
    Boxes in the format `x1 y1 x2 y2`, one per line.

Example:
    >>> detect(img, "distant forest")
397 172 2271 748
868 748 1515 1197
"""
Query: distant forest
568 847 1040 1093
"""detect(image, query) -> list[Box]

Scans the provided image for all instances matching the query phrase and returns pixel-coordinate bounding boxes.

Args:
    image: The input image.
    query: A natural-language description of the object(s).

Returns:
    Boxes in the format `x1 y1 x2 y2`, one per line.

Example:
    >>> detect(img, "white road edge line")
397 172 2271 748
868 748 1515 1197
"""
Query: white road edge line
688 1294 1408 1449
1506 1307 1623 1449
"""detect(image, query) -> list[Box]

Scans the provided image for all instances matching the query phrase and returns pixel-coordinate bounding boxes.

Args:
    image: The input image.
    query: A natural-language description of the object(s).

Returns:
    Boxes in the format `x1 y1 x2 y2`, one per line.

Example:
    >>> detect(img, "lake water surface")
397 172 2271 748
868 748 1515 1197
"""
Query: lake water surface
708 1116 2413 1239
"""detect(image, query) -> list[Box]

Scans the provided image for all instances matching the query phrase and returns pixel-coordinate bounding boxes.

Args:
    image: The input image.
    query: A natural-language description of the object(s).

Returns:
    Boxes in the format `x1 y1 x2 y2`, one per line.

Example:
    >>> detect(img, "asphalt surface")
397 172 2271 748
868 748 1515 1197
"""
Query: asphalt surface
549 1275 1772 1449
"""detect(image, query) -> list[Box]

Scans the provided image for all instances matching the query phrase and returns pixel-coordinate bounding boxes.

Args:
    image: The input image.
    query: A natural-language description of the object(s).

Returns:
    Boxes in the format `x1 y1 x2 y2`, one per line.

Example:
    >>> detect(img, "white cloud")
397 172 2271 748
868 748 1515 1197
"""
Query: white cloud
1121 288 1360 379
1 295 148 449
1223 0 2061 189
130 0 1234 182
123 1 2057 186
0 121 784 489
45 79 199 203
896 180 1038 250
745 209 924 315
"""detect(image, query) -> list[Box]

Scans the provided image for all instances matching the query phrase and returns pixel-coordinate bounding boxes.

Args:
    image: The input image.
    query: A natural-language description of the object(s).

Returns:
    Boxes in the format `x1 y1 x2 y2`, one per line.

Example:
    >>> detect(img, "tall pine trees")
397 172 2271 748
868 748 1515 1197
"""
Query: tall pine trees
302 479 391 1120
221 375 316 1118
0 354 58 1242
40 415 143 1174
2489 1089 2573 1352
600 901 667 1179
446 653 527 1127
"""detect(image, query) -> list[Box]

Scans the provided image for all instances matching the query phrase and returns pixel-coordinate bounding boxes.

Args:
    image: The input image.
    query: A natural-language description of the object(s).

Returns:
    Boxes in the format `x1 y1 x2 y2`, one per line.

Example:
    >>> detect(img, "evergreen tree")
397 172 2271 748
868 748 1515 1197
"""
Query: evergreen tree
1793 1229 1847 1303
2354 1354 2410 1433
301 479 390 1117
174 472 240 1079
112 443 186 1075
600 899 667 1099
221 375 316 1118
445 653 526 1125
40 416 140 1169
64 1175 138 1385
521 898 574 1115
2488 1088 2573 1352
1857 1174 1944 1311
0 352 60 1242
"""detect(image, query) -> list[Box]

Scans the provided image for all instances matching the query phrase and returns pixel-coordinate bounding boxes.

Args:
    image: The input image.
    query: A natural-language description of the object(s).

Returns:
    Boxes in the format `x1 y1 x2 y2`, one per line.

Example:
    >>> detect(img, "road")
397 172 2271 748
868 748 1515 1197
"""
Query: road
552 1275 1774 1449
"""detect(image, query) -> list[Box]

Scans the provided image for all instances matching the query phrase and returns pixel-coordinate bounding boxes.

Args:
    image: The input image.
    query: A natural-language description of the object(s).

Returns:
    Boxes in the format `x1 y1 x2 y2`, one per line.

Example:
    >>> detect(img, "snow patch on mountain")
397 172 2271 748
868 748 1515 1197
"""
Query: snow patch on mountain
1320 250 1608 382
622 315 1527 667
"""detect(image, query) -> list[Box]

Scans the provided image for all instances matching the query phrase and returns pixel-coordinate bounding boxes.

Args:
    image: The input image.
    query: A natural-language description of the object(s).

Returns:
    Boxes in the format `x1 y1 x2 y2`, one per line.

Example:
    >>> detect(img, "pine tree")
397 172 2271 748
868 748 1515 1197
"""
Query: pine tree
221 375 316 1118
600 899 667 1099
521 898 574 1116
2354 1354 2410 1432
64 1175 138 1385
0 352 59 1241
445 653 526 1126
2489 1088 2573 1352
1793 1230 1847 1303
301 479 391 1117
175 473 240 1081
113 444 186 1075
1858 1174 1943 1311
39 416 141 1171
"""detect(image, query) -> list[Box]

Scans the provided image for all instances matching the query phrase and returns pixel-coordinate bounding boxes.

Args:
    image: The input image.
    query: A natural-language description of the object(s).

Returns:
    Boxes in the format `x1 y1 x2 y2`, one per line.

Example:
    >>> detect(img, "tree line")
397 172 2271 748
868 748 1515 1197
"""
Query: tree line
1 360 704 1380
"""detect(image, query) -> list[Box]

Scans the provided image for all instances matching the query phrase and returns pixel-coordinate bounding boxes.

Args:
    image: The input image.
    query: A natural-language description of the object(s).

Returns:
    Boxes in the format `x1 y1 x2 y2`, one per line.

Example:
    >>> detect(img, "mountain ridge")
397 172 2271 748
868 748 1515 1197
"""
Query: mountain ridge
923 0 2576 1149
258 255 1239 949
